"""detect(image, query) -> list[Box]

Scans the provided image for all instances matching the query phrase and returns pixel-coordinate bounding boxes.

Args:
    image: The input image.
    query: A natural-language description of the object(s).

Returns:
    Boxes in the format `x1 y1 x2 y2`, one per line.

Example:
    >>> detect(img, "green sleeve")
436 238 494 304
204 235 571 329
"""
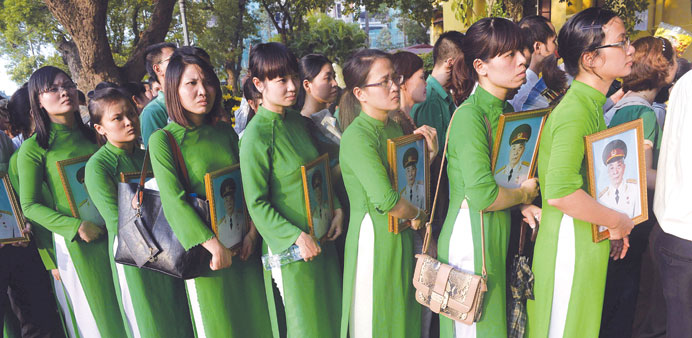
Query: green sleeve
239 128 302 253
140 105 168 146
148 130 214 250
544 111 589 200
9 151 56 270
340 130 399 214
639 109 659 145
451 109 499 211
18 141 81 241
84 157 118 234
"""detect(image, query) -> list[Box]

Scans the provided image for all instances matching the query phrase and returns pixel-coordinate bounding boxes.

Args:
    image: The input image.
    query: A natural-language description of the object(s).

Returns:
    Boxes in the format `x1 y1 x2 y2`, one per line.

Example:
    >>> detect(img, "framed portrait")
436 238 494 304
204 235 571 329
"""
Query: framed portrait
56 155 106 226
301 153 334 241
0 172 29 245
204 165 249 253
387 134 430 234
491 108 550 189
119 171 154 184
585 119 648 242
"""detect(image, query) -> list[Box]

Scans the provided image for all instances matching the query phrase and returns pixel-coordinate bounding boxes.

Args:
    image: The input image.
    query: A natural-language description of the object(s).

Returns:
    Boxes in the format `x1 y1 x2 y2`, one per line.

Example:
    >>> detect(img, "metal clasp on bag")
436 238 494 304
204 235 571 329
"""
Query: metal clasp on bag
148 247 158 263
431 290 450 311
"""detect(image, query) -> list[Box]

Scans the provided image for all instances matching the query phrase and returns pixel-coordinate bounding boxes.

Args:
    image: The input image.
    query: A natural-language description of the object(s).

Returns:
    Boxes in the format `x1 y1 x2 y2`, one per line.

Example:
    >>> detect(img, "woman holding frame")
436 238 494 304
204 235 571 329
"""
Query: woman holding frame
148 50 270 337
239 42 344 337
338 48 437 337
439 17 540 338
527 8 636 338
17 66 126 337
84 87 194 338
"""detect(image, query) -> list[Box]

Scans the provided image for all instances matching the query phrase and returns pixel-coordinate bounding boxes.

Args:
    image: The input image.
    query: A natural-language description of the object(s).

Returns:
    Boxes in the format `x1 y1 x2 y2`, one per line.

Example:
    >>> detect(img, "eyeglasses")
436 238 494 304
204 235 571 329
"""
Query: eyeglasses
591 37 631 52
361 74 404 91
157 56 172 65
41 82 77 95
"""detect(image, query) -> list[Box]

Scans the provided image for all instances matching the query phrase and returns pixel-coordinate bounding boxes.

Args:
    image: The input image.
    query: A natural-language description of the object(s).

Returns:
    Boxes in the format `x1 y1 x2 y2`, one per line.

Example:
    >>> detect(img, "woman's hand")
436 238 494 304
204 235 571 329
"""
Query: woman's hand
202 237 233 270
519 178 540 204
239 224 259 261
77 221 105 243
51 269 60 281
519 204 541 229
326 208 344 241
295 232 321 262
410 208 428 231
608 212 634 260
414 125 439 161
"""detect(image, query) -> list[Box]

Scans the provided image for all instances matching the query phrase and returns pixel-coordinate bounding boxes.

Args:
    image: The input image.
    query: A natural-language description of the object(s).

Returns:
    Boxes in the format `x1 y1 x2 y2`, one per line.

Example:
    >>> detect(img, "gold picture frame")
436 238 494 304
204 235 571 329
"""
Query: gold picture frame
119 171 154 183
490 108 550 188
387 134 430 234
585 119 649 243
300 153 334 242
0 172 29 245
56 154 105 226
204 164 248 254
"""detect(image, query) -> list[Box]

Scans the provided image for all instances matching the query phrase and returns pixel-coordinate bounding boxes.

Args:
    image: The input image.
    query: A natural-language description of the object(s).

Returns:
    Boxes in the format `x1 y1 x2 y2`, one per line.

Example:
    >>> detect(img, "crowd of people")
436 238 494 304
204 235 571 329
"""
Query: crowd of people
1 6 691 338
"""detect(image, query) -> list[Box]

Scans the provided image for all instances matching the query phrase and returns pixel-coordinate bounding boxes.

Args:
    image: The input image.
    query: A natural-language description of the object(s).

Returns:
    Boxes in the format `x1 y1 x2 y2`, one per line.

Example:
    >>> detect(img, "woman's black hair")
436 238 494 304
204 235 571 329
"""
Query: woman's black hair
450 17 523 104
7 83 33 138
295 54 332 110
248 42 300 82
542 54 568 94
557 7 618 77
518 15 555 53
338 49 391 131
88 87 139 146
28 66 95 149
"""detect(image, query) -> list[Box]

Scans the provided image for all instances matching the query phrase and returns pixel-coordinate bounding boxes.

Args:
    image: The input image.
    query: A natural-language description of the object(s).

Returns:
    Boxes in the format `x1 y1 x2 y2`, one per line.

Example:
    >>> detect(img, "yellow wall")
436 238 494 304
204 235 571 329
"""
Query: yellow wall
437 0 692 59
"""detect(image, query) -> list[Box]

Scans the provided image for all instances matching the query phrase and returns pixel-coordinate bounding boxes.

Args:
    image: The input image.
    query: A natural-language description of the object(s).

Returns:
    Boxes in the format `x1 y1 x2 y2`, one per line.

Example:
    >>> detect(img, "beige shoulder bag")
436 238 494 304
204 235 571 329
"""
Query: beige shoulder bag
412 111 492 325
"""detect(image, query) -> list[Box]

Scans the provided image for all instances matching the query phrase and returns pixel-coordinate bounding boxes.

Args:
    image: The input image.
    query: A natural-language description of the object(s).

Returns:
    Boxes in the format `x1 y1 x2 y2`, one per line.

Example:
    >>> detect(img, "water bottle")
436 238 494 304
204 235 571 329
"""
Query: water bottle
261 245 303 271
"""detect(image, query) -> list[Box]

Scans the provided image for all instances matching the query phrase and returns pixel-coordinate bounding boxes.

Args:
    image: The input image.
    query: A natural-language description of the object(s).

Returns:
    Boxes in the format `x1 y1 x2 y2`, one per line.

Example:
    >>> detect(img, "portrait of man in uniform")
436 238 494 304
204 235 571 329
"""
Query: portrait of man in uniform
399 147 426 212
217 178 244 249
598 139 642 219
310 169 330 239
494 124 532 189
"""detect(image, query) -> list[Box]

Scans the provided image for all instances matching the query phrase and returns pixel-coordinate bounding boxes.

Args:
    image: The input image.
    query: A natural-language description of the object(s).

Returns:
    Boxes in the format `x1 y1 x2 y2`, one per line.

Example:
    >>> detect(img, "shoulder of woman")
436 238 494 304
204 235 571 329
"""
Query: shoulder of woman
85 148 113 175
17 135 43 157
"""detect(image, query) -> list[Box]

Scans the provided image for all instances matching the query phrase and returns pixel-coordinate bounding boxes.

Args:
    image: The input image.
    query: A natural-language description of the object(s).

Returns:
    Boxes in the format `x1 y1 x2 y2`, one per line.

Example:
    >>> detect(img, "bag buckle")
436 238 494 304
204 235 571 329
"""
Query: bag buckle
148 247 158 263
431 290 450 310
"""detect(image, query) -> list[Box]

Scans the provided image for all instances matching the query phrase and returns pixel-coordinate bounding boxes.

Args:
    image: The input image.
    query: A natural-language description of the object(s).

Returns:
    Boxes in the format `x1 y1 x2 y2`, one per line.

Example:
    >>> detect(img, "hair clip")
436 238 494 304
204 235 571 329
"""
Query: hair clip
580 24 603 31
659 37 667 53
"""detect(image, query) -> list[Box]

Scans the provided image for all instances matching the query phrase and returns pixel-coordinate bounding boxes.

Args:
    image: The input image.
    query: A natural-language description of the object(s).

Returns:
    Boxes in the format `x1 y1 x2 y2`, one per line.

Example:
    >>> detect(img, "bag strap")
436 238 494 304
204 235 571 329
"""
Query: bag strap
421 108 492 280
135 129 193 207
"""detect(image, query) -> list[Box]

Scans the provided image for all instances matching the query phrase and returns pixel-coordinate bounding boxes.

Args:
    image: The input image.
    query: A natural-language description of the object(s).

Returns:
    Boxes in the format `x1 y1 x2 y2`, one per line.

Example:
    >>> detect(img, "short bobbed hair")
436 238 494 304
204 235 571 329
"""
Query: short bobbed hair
622 37 675 92
164 51 222 127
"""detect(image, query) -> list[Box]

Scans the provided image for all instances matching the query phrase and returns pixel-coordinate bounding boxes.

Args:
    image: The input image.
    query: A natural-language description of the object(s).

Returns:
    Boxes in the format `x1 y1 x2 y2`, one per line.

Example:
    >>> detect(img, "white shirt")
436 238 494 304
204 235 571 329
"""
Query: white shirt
494 161 530 189
654 71 692 242
400 181 426 210
509 69 539 112
599 180 641 219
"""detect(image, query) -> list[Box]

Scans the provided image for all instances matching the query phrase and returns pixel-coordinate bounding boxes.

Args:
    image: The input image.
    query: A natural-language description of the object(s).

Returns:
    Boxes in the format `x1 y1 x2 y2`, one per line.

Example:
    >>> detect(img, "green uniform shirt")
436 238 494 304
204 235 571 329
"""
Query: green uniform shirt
140 91 167 146
149 121 271 337
410 75 456 148
608 104 661 167
339 112 421 337
528 81 610 338
85 141 194 338
8 151 56 270
437 85 512 338
17 123 127 337
240 106 342 337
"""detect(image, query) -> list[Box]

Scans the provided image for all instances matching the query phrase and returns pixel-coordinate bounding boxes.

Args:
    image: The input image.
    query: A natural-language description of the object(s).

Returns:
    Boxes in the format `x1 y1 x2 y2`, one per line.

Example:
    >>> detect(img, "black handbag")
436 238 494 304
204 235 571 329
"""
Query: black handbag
115 130 211 279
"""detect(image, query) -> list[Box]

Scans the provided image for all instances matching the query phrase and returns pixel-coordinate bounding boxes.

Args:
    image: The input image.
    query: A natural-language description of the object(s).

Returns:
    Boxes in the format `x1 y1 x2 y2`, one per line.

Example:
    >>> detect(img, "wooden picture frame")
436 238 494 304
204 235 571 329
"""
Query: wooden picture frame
387 134 430 234
56 154 105 226
204 164 249 254
0 172 29 245
300 153 334 241
491 108 550 188
119 171 154 183
585 119 648 242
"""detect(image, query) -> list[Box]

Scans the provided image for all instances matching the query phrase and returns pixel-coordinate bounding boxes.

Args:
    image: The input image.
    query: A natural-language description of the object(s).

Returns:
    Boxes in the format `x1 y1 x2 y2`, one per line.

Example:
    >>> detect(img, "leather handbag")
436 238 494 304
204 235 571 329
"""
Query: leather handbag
115 130 211 279
412 111 492 325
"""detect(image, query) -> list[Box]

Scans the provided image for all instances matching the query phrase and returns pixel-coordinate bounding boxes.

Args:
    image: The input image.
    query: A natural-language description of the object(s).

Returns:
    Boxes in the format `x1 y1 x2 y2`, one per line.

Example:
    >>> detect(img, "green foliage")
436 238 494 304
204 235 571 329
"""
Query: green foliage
287 13 367 64
450 0 509 27
601 0 649 35
397 17 429 45
420 51 433 73
375 27 397 51
107 0 157 66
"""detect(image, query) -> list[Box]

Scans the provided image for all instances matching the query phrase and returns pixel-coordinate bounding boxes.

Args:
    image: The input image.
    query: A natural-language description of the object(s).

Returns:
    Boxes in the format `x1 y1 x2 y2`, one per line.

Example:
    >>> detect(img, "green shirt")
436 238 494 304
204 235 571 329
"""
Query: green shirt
528 81 610 338
240 105 342 337
437 85 512 338
608 104 661 168
140 91 167 146
9 151 56 270
17 122 127 337
410 75 456 148
339 112 422 337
